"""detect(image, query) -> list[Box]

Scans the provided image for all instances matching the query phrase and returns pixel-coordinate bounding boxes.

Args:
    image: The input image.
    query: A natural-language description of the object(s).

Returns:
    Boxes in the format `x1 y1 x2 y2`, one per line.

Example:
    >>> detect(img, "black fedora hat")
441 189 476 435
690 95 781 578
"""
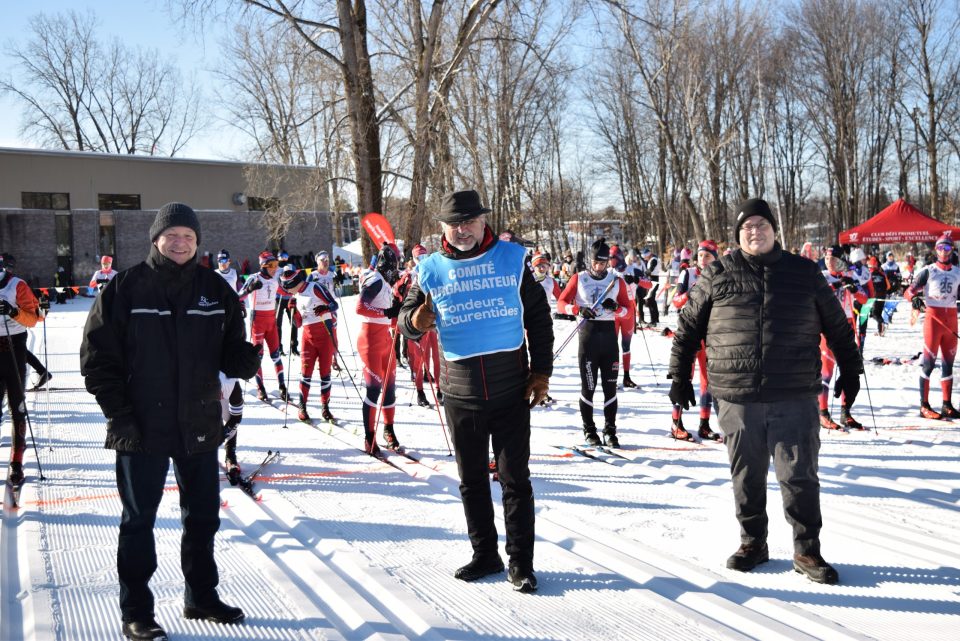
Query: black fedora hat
436 189 492 224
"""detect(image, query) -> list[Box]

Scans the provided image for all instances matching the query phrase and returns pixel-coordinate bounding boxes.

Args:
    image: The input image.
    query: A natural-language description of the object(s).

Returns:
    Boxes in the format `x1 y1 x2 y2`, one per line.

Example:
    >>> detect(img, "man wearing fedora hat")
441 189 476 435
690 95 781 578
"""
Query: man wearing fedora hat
398 189 553 593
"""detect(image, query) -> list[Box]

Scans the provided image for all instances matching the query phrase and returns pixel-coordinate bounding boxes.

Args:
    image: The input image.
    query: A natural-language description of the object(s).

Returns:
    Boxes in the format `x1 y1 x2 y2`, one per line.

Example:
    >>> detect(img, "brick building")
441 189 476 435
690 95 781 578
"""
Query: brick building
0 147 354 287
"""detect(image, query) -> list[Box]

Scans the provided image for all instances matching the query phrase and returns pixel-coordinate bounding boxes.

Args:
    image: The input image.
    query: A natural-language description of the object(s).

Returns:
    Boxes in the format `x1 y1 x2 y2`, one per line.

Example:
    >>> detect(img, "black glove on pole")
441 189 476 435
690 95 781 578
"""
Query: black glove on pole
668 378 696 409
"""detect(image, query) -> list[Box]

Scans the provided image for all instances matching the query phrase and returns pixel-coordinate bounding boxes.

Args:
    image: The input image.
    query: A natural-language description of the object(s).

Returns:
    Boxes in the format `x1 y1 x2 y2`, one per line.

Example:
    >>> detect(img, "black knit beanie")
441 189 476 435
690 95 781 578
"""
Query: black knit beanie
734 198 777 236
150 202 201 243
590 237 611 261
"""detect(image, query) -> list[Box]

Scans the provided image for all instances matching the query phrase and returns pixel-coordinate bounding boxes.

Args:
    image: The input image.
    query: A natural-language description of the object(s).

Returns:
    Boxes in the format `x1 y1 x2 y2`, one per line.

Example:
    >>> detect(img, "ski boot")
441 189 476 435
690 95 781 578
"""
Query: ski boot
697 418 722 442
224 457 241 486
364 431 381 457
819 409 842 430
31 370 53 390
416 390 432 408
7 461 24 486
383 424 401 450
297 402 311 423
622 374 638 389
602 425 620 448
920 402 943 420
321 404 335 423
277 384 289 402
436 391 444 405
583 425 602 447
671 418 694 441
291 345 300 357
256 384 269 402
940 400 960 419
840 406 864 431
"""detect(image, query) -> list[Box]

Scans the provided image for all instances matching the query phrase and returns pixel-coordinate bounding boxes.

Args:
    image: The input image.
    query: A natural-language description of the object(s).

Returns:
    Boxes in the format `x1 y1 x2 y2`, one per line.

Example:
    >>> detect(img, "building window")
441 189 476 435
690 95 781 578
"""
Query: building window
99 211 116 257
98 194 141 210
248 196 280 211
21 192 70 210
55 212 74 280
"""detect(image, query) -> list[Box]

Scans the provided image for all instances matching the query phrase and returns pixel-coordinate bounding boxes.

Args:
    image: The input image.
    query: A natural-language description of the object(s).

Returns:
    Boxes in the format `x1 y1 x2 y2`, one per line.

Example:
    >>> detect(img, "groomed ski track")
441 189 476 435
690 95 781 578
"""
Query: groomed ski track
1 297 958 640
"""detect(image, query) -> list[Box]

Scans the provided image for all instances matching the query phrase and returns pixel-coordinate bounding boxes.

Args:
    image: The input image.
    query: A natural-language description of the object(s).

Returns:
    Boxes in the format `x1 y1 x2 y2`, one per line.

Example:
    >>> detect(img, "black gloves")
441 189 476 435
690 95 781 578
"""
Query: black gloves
106 413 142 451
601 298 619 311
383 298 402 319
226 342 263 380
578 307 597 319
39 295 50 311
313 304 330 315
840 276 857 290
623 274 636 284
242 278 264 294
552 312 576 321
834 372 860 405
912 296 925 311
669 378 696 409
0 300 18 317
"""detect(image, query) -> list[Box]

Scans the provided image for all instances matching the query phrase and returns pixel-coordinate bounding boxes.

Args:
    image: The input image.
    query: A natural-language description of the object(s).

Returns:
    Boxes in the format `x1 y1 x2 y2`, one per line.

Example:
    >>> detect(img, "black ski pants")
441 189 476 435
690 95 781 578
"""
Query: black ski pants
445 393 534 569
0 332 28 431
116 449 222 622
717 398 823 555
640 283 659 324
578 321 619 429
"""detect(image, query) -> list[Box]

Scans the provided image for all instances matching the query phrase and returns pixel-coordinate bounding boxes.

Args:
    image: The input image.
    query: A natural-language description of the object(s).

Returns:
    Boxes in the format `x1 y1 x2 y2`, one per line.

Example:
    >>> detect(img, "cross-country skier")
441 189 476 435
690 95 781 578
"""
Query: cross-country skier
356 243 403 453
239 251 289 402
905 234 960 419
819 251 867 430
0 253 41 487
639 247 661 327
557 237 633 447
395 244 440 408
881 251 902 292
89 255 117 293
531 253 561 310
611 253 651 389
281 268 339 423
215 249 242 292
867 256 891 335
669 240 722 441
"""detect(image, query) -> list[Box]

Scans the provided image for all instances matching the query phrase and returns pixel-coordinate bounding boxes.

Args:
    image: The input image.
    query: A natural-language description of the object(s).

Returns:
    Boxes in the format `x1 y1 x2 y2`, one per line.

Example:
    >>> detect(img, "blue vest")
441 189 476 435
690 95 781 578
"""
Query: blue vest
417 241 527 361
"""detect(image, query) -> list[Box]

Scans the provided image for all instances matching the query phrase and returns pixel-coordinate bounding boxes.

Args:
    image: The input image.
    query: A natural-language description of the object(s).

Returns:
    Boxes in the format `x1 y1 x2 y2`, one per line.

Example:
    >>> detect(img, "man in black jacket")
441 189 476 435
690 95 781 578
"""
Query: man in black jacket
398 189 553 593
668 198 862 585
81 203 261 641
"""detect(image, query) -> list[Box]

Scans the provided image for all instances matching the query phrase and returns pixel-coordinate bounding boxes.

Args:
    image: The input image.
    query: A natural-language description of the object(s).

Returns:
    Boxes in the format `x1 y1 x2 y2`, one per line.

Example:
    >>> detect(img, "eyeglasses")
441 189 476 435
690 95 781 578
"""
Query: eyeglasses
740 222 771 233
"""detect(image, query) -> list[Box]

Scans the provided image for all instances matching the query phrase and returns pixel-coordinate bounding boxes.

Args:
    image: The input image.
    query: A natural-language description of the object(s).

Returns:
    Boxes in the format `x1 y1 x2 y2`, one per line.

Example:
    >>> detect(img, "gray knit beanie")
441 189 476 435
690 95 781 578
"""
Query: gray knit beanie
150 202 201 243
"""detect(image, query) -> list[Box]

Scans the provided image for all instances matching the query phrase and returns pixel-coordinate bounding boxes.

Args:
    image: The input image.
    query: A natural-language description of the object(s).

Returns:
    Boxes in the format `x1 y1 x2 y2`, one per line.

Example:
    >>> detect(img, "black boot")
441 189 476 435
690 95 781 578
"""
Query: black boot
583 425 601 446
122 618 167 640
726 542 769 571
321 403 335 422
256 384 269 402
622 374 637 388
416 390 431 408
941 400 960 419
454 553 504 581
297 402 311 423
383 424 400 450
602 425 620 448
183 597 245 624
31 370 53 390
507 563 538 593
793 552 839 584
277 384 289 402
697 418 722 442
7 461 24 486
670 417 694 441
364 430 381 456
840 405 864 430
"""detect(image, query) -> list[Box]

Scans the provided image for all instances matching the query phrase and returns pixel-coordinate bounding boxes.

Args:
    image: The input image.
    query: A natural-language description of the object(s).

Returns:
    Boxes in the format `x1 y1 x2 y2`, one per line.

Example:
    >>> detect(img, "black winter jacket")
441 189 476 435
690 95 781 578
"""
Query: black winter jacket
669 244 862 403
398 232 553 409
81 248 260 454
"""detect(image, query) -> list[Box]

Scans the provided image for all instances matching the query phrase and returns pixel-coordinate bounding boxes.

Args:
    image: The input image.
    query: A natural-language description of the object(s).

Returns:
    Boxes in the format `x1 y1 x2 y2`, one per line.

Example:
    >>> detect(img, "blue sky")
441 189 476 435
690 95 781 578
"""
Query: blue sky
0 0 238 158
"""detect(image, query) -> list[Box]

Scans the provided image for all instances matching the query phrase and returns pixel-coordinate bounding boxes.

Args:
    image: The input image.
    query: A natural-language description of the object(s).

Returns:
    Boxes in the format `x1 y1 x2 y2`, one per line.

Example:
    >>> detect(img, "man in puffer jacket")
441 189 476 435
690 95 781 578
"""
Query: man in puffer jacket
668 198 862 586
81 203 261 641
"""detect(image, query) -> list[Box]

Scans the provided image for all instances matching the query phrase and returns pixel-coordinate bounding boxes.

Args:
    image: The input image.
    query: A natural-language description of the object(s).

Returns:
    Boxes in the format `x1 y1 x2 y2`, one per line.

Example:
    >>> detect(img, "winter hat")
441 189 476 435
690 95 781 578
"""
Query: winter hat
679 247 692 261
412 244 428 257
101 255 113 264
640 247 652 258
849 248 866 264
259 251 277 265
609 244 621 257
280 267 306 291
697 240 719 259
278 250 289 261
935 234 954 249
531 254 549 268
217 249 230 262
734 198 777 236
437 189 492 223
150 202 201 243
611 255 626 272
590 237 611 261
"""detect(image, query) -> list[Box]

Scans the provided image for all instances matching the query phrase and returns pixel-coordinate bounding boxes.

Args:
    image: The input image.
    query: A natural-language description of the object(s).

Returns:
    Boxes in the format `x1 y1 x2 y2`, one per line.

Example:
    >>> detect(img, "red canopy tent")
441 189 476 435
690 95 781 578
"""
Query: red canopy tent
839 198 960 244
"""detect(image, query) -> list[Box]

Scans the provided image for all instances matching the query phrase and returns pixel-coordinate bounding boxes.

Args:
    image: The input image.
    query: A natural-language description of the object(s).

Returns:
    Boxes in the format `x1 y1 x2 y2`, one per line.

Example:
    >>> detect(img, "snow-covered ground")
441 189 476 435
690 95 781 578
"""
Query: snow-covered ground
2 293 958 640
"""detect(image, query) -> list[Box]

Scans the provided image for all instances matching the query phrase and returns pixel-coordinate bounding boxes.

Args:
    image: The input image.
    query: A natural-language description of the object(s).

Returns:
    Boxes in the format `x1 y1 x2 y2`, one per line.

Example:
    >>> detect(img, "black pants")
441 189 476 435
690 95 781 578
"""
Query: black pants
641 284 659 324
578 321 619 429
445 394 534 569
116 449 222 622
0 332 28 431
275 302 299 351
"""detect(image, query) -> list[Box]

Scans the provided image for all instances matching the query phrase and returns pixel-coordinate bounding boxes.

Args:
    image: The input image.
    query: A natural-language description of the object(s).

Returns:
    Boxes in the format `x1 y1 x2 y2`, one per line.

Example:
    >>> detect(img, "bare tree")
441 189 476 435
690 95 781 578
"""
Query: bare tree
2 10 202 155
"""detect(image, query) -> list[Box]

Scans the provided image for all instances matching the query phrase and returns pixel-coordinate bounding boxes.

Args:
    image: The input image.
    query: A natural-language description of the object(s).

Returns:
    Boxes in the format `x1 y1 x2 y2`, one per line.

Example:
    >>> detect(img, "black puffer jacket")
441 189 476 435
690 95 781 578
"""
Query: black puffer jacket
669 244 862 402
81 248 260 454
398 230 553 409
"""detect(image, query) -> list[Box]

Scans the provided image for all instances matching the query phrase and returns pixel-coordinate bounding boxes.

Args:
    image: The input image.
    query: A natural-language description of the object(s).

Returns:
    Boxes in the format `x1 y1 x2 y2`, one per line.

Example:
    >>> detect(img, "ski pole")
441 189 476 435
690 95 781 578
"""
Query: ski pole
41 302 52 450
282 312 294 430
860 367 879 435
373 328 400 439
2 315 45 480
636 321 659 386
420 339 452 456
318 318 365 404
553 277 618 361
